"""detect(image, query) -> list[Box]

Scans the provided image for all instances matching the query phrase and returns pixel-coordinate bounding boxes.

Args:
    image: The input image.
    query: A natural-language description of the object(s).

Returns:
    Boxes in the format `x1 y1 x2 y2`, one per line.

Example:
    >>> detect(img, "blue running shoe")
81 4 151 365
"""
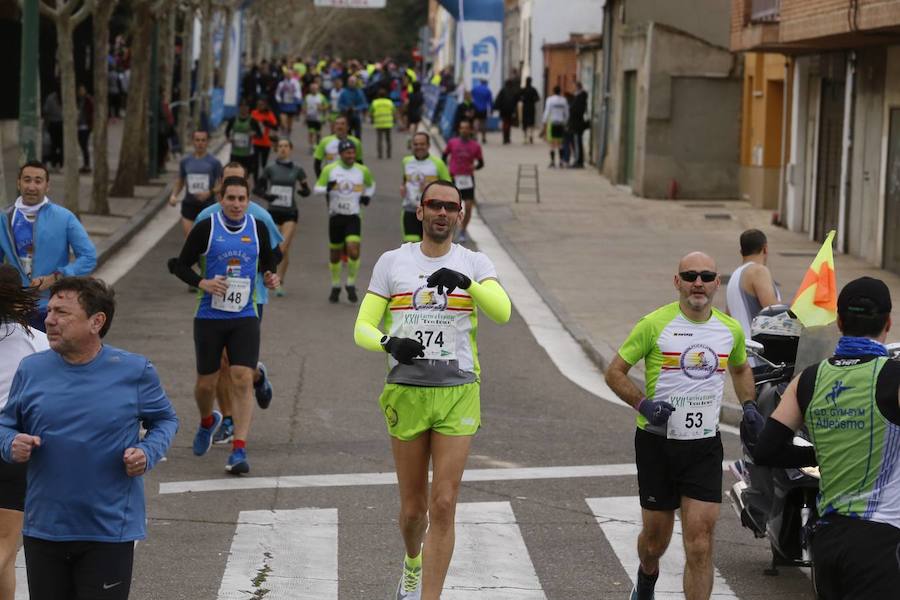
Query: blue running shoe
192 410 223 456
213 418 234 445
254 362 273 409
225 448 250 474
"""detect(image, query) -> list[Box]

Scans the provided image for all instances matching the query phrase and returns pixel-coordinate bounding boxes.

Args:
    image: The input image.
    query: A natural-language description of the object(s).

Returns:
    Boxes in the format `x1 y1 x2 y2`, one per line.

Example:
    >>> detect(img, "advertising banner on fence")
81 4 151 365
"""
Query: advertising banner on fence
458 20 502 97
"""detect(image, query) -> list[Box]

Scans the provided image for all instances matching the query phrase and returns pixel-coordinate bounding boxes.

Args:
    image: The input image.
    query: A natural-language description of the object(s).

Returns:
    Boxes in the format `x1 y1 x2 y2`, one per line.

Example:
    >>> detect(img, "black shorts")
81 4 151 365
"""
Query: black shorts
181 199 214 221
0 457 26 512
634 428 723 510
269 209 298 225
307 119 322 131
328 214 362 246
229 154 255 175
812 514 900 599
23 536 134 600
550 123 566 139
402 210 422 240
474 109 488 120
193 317 260 375
460 186 475 201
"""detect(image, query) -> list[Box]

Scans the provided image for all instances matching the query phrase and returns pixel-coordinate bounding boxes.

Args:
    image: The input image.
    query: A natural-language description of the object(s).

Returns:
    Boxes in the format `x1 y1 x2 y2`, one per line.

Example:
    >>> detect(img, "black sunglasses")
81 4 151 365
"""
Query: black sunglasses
679 270 717 283
422 199 462 213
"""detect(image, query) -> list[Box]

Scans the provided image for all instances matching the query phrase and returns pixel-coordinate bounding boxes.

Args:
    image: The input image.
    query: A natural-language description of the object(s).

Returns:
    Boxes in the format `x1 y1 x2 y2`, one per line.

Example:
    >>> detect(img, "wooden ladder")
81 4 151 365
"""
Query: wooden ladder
515 164 540 203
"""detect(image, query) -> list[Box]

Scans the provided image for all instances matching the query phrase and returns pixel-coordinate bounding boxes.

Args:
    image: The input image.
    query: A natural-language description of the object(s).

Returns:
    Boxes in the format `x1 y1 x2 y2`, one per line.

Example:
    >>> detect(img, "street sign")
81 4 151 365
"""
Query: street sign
313 0 386 7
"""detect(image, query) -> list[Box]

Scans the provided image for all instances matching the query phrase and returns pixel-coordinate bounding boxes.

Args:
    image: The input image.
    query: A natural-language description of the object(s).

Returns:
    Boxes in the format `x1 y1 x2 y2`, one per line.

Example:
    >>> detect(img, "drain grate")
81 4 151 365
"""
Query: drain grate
704 213 732 220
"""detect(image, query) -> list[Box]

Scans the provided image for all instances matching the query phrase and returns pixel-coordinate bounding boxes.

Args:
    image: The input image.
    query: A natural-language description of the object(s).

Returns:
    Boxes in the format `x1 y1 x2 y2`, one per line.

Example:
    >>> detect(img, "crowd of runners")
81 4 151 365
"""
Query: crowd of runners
0 54 898 600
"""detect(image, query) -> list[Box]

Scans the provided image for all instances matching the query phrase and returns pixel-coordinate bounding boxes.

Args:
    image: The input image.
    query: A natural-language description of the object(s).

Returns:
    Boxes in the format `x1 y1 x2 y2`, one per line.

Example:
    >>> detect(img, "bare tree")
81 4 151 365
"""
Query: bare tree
110 0 169 197
177 1 196 151
89 0 117 215
194 0 212 125
215 1 236 89
36 0 92 215
160 4 177 107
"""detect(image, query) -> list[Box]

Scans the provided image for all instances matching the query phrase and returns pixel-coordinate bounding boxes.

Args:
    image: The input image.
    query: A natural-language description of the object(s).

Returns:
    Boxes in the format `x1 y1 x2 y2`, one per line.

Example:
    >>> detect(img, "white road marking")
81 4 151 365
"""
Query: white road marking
444 502 546 599
15 548 25 600
159 462 734 495
586 496 739 599
217 508 338 600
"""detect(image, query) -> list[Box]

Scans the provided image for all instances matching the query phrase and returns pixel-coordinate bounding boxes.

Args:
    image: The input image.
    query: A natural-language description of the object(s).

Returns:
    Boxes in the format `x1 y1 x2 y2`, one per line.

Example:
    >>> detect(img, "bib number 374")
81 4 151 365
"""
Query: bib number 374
666 394 718 440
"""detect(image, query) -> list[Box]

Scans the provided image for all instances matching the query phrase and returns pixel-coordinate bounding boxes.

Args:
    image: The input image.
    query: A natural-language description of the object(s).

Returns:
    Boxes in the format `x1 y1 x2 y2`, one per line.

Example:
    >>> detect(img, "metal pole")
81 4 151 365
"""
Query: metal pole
19 0 40 162
149 19 160 179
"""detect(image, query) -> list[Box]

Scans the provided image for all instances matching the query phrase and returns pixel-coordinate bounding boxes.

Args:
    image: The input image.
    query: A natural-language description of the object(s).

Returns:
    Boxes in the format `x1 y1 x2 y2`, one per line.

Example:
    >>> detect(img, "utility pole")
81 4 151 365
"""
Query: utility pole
19 0 40 162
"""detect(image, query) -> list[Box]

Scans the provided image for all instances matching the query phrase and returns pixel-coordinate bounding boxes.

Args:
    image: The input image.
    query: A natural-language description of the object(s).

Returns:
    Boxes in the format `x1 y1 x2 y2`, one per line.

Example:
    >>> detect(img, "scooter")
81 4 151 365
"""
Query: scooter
728 339 818 576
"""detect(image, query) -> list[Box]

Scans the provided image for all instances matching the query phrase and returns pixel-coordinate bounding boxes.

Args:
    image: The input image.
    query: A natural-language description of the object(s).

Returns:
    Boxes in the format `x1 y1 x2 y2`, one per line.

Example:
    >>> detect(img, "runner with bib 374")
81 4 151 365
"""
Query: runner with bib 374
605 251 756 600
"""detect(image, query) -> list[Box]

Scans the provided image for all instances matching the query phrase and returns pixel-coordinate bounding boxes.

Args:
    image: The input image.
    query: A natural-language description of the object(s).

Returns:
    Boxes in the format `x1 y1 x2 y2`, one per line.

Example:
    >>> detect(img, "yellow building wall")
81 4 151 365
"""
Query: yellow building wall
739 53 792 209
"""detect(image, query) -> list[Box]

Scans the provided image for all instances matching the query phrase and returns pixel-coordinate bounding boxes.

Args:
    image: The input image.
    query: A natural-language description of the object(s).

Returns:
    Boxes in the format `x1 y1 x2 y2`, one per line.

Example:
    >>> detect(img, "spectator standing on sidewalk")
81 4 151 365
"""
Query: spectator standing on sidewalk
541 86 569 168
371 87 397 160
494 76 520 145
0 277 178 600
0 161 97 331
570 82 589 168
76 84 94 174
251 98 278 178
42 89 64 169
108 66 122 119
519 77 539 144
0 265 48 600
471 79 493 143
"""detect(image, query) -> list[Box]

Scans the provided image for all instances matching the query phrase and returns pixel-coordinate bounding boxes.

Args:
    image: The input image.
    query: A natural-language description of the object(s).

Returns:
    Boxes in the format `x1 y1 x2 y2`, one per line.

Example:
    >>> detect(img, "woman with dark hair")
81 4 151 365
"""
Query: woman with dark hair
0 264 49 600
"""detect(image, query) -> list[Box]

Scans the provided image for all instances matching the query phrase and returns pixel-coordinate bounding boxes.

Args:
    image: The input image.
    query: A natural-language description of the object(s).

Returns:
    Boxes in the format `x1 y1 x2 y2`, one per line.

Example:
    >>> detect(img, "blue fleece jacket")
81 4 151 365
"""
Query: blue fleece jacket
0 202 97 309
195 201 284 304
338 87 369 113
0 345 178 542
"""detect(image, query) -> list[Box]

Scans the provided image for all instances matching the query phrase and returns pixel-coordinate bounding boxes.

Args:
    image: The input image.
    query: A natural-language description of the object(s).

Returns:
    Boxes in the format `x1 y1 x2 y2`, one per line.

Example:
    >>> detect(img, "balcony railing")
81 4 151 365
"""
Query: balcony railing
749 0 781 23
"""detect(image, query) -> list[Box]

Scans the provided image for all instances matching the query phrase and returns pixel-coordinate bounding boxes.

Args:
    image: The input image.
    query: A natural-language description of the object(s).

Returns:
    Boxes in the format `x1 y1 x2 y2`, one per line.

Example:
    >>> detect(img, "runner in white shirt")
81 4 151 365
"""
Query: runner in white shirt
0 265 49 600
541 85 569 168
275 75 303 137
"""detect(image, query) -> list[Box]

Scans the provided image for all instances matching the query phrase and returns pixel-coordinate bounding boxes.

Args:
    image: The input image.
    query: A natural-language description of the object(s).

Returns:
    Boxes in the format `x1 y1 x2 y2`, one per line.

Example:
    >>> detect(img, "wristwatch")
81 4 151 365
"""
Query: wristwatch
379 335 390 349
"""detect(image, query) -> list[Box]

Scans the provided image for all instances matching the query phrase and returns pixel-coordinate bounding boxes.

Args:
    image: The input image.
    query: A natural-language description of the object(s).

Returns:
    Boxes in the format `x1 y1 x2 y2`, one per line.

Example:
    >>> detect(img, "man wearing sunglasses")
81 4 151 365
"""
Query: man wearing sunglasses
606 251 756 600
353 180 511 600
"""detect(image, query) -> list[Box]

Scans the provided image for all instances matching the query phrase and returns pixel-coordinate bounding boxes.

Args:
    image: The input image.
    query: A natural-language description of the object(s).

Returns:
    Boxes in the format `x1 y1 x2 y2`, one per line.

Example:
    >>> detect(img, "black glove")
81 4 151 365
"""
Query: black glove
263 193 278 202
383 336 425 365
637 398 676 427
360 195 370 206
740 401 765 450
326 180 337 192
426 268 471 295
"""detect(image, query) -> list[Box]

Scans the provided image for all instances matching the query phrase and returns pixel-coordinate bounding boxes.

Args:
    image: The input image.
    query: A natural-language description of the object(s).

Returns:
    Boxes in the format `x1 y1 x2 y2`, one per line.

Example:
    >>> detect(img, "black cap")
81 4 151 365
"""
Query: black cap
338 140 355 153
838 277 892 316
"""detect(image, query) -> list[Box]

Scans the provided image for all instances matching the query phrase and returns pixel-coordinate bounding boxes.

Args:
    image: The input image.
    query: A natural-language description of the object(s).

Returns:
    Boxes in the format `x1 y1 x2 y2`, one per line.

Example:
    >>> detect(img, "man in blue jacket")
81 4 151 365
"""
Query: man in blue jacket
338 75 369 139
0 161 97 331
471 79 493 144
0 276 178 600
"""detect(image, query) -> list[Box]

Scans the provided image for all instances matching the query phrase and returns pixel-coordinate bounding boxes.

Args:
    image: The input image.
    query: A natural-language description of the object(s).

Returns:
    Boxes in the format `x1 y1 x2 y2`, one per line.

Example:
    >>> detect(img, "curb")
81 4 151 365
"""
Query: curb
94 137 230 269
426 121 744 428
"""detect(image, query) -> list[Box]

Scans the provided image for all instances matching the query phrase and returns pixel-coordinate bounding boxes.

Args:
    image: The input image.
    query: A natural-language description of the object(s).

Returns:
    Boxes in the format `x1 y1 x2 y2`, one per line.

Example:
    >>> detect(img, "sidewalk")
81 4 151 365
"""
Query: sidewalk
453 127 900 419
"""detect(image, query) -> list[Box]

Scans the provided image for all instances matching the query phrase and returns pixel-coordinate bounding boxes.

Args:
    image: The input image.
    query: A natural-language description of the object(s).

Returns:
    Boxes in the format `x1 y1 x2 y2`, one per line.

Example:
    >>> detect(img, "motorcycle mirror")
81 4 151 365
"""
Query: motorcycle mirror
886 342 900 358
746 339 765 353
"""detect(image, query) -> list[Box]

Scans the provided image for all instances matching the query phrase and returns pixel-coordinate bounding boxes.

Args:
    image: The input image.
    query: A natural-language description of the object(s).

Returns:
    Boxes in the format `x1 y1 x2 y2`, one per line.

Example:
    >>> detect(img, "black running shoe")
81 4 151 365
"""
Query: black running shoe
346 285 358 303
329 287 341 303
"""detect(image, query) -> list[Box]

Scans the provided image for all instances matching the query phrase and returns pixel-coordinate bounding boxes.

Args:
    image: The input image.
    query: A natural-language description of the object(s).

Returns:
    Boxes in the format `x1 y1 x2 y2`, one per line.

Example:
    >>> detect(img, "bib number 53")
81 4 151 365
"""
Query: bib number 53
683 412 704 429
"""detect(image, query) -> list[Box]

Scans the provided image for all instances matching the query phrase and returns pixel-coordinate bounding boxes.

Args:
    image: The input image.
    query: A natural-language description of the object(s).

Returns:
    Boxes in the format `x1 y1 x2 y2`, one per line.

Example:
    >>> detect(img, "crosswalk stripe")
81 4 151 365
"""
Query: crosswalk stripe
15 548 26 600
217 508 338 599
586 497 739 599
444 502 546 599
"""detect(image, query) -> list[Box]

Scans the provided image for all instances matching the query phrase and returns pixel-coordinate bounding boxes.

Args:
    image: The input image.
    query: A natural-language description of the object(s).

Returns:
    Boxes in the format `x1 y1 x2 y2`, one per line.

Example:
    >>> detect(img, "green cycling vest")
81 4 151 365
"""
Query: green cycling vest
805 356 900 527
230 118 253 157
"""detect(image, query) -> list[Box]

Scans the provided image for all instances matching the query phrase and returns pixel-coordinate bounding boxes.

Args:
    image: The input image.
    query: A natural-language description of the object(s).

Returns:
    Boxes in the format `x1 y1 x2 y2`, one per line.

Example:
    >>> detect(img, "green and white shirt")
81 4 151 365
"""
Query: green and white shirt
401 155 451 211
314 135 363 166
618 302 746 438
314 161 375 216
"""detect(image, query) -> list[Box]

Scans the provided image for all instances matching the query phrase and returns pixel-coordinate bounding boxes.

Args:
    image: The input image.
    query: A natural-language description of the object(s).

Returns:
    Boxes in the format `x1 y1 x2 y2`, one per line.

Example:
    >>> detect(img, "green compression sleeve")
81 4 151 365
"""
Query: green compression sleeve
468 279 511 324
354 292 389 352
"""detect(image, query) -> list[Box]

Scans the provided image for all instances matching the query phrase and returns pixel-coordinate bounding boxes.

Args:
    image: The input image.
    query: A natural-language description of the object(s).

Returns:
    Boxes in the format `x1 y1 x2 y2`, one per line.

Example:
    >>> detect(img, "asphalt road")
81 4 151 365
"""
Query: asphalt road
84 124 815 599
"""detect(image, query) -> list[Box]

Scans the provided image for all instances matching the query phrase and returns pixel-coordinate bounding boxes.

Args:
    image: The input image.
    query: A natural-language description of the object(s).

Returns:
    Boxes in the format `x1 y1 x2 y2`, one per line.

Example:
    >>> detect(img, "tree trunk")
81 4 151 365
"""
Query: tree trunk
90 0 117 215
178 4 194 151
160 5 176 106
195 0 212 125
217 7 233 90
110 2 154 197
56 14 80 214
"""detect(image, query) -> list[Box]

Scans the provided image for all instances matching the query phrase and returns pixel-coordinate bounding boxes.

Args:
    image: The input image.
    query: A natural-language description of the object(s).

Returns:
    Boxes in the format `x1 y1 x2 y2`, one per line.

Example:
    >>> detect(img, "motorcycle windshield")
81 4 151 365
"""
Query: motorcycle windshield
793 323 841 375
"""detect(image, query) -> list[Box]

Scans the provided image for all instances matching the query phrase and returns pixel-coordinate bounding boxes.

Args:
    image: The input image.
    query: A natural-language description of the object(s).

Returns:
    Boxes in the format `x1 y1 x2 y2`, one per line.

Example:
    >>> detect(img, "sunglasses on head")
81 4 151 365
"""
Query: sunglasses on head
422 199 462 213
679 270 717 283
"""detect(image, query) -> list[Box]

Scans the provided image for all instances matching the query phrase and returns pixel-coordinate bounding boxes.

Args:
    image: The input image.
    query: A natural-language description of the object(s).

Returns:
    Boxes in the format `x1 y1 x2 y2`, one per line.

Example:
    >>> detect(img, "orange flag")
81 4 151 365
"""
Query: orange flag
791 230 837 327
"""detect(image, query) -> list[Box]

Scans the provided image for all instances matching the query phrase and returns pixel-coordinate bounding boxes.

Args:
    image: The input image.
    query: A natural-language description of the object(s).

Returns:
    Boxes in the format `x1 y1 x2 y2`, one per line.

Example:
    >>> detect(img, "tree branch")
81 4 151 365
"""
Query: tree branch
72 0 93 27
